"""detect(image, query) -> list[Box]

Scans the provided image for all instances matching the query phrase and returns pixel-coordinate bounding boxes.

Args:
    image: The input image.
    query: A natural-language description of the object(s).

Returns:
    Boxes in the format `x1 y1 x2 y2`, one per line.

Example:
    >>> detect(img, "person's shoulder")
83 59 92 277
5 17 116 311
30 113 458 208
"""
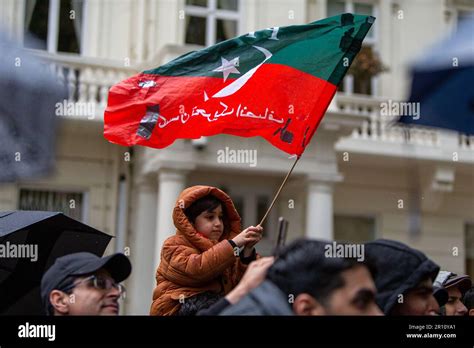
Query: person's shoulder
219 295 263 316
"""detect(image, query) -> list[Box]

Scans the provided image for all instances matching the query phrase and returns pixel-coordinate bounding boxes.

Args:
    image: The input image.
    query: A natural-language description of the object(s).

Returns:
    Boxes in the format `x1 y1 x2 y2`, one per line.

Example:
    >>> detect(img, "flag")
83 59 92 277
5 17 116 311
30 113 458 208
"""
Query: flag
104 13 375 156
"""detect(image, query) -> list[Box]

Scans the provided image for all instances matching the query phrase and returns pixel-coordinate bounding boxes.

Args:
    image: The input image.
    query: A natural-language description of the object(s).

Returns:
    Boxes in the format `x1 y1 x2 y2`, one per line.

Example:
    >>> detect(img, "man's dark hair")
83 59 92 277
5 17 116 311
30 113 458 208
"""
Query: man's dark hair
266 239 376 307
184 195 225 224
463 287 474 310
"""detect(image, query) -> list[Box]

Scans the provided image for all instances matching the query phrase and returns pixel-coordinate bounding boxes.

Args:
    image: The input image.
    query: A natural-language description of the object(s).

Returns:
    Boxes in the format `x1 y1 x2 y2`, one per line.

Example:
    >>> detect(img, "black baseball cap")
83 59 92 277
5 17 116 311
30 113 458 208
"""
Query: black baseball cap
40 252 132 315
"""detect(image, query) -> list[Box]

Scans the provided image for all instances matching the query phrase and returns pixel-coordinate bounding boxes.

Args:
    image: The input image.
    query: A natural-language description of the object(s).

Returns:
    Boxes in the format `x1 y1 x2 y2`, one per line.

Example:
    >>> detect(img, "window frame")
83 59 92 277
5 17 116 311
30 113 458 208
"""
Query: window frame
334 213 378 242
184 0 242 47
22 0 87 55
18 187 89 223
226 185 277 242
465 222 474 278
231 192 277 234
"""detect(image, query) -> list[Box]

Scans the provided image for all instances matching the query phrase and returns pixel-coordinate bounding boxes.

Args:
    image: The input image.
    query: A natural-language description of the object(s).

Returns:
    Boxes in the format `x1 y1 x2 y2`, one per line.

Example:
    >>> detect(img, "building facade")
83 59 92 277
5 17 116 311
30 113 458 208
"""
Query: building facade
0 0 473 314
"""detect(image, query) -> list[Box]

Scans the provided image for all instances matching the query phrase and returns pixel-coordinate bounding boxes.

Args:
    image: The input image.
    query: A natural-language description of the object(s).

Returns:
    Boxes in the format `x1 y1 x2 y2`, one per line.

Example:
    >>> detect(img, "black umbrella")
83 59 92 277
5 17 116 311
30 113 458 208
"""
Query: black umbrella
0 211 112 315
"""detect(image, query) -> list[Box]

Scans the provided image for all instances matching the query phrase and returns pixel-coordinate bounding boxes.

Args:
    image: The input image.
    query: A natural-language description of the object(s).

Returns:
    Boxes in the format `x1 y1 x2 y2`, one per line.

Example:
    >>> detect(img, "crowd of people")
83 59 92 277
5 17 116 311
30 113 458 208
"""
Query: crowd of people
40 186 473 316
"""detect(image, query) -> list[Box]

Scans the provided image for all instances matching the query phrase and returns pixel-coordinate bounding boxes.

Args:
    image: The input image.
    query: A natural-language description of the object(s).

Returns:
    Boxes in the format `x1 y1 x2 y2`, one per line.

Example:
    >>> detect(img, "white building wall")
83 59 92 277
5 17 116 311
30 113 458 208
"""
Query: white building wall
334 162 474 274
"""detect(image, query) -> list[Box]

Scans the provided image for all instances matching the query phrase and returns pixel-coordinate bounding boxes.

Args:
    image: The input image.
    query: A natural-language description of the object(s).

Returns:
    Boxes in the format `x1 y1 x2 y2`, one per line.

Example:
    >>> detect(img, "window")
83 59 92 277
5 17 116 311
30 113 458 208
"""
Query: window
466 224 474 279
185 0 240 47
230 193 272 233
19 188 87 222
328 0 378 95
24 0 85 54
334 215 375 243
221 186 274 237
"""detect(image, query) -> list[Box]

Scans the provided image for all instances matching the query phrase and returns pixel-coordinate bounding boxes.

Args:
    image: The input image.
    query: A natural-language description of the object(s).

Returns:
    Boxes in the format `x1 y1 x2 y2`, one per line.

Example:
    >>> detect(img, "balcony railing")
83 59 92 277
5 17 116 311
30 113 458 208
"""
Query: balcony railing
332 94 474 152
31 50 137 120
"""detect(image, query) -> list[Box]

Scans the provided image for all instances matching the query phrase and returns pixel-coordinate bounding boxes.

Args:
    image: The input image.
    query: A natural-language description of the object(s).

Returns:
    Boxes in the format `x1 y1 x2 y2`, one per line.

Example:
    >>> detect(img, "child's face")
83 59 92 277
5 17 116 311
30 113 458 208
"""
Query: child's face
193 204 224 241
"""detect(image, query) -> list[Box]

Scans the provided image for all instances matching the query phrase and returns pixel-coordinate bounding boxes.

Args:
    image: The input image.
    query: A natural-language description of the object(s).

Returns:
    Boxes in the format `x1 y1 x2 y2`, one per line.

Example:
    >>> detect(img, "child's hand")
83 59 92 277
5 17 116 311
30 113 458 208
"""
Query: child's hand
232 225 263 247
244 225 263 250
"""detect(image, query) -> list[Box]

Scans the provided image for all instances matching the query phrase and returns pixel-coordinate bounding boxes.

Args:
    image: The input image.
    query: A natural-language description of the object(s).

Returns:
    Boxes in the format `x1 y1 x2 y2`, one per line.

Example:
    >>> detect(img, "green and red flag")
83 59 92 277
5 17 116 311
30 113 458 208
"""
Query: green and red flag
104 13 374 156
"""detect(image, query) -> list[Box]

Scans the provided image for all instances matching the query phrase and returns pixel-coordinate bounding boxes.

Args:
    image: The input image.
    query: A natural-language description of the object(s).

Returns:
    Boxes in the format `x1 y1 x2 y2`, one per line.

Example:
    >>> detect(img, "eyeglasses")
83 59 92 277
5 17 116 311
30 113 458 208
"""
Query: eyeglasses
62 275 126 299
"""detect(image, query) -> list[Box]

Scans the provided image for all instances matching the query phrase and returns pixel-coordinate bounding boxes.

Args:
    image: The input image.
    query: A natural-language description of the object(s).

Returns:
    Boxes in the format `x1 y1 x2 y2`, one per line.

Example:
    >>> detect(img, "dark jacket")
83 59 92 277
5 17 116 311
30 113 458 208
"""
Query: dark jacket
219 280 294 315
197 298 232 316
365 239 440 315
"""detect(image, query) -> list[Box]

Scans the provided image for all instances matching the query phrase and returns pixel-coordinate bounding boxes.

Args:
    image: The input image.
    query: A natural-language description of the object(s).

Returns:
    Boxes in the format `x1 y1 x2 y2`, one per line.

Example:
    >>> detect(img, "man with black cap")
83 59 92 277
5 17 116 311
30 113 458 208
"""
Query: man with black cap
434 271 472 316
41 252 132 315
365 239 446 315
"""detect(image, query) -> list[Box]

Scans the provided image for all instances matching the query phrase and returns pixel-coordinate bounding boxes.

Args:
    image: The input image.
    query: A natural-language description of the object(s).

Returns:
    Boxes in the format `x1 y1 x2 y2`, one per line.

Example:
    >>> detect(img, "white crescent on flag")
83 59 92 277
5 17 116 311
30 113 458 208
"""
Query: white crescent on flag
212 45 273 99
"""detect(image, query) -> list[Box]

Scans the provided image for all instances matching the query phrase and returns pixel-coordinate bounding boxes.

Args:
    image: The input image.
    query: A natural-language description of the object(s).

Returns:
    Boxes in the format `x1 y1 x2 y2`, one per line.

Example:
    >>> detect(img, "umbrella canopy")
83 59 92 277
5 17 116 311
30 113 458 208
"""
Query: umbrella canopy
0 33 67 182
0 211 112 315
399 16 474 134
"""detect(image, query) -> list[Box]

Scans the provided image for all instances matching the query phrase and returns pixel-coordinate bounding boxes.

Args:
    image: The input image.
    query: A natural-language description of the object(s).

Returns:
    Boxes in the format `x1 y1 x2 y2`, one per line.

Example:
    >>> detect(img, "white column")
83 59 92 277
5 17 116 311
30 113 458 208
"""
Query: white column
47 0 60 53
125 179 156 315
305 180 334 241
153 169 187 270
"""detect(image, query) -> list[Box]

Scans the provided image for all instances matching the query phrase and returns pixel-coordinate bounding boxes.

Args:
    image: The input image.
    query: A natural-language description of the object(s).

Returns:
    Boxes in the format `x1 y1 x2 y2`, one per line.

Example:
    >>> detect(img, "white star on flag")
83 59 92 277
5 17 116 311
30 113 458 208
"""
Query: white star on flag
213 57 240 82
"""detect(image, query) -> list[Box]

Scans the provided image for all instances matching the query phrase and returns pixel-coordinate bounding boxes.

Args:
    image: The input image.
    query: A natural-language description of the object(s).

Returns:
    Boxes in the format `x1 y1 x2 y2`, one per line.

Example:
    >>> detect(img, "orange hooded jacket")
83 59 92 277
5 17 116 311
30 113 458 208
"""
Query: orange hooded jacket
150 186 249 316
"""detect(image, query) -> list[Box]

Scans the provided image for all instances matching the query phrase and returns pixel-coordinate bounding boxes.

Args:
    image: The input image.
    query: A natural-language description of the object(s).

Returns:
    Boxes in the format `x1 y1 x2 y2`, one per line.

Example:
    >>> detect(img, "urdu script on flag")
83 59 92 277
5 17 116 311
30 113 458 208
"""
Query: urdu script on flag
104 13 375 156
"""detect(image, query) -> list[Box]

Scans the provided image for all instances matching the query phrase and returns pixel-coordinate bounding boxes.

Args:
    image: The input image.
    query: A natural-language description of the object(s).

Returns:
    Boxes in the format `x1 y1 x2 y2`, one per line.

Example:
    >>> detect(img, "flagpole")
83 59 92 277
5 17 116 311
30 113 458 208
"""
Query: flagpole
258 155 300 226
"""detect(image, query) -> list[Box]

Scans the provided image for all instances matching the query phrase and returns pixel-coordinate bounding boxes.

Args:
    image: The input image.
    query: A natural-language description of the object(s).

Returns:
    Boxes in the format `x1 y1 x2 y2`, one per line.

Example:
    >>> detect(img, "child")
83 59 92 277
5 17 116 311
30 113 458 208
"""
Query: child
150 185 263 316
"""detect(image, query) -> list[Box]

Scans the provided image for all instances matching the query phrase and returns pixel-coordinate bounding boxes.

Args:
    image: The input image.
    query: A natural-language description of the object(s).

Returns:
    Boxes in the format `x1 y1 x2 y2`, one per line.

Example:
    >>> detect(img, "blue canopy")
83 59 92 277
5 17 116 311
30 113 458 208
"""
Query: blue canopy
399 16 474 134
